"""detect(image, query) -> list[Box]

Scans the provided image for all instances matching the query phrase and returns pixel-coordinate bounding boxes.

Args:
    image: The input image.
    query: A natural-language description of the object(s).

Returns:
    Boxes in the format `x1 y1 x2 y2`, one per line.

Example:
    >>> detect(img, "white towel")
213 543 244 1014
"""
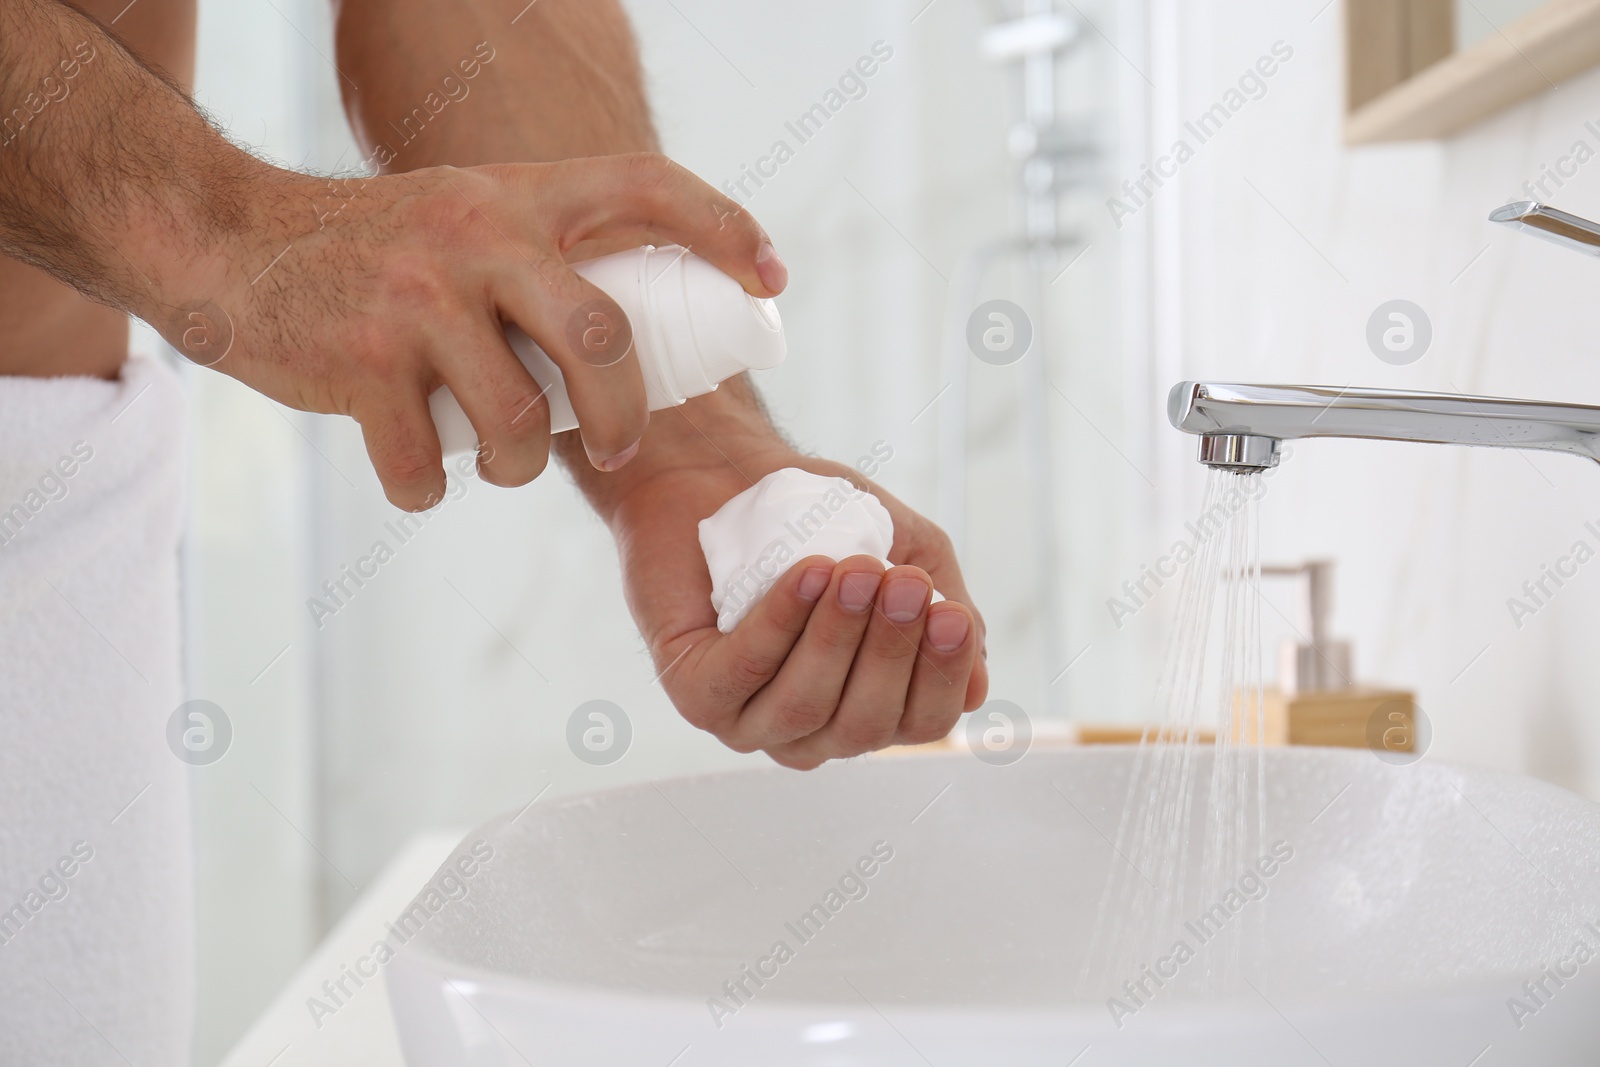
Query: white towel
0 354 193 1066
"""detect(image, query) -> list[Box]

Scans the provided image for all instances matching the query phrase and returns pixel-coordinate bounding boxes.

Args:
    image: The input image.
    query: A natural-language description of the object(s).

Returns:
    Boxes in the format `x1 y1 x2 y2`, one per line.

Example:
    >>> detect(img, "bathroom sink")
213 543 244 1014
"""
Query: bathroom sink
386 748 1600 1065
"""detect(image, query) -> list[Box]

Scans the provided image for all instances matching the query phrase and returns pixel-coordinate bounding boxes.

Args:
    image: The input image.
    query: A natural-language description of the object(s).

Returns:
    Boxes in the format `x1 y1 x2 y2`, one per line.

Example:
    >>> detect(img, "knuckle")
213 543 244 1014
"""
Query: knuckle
757 611 808 649
400 185 478 242
493 390 550 442
617 152 687 216
343 319 390 366
706 673 749 708
767 747 823 771
867 626 921 663
343 325 413 390
924 526 956 559
719 730 761 755
771 696 835 740
380 254 458 317
675 700 719 734
724 648 780 694
383 448 438 490
364 418 438 490
621 151 676 188
541 261 592 307
834 715 896 753
899 714 958 746
812 618 865 653
473 162 518 188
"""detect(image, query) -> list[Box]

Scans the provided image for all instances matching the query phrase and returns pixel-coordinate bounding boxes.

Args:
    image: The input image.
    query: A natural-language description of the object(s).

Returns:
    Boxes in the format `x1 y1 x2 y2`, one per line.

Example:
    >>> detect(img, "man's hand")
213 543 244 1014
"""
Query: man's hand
181 156 781 509
583 380 989 768
0 1 782 509
323 0 989 763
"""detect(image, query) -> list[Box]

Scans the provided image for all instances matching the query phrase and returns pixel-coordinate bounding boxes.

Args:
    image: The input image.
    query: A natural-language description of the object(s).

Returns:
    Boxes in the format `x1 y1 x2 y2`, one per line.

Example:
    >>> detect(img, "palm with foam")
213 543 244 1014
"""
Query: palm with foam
575 384 988 769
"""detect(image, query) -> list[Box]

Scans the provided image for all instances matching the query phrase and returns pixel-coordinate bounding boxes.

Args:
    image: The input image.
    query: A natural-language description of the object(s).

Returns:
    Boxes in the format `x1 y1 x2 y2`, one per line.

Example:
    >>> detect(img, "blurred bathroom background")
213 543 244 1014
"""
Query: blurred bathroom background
167 0 1600 1059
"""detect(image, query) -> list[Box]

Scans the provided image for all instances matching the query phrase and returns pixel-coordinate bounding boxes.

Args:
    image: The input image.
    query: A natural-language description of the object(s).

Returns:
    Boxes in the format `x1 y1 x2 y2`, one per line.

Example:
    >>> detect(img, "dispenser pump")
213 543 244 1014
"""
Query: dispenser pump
1262 560 1353 696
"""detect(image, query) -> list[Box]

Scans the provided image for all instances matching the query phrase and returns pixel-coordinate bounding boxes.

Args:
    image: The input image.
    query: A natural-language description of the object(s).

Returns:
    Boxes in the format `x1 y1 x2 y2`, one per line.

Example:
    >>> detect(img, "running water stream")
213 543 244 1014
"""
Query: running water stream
1081 470 1269 1002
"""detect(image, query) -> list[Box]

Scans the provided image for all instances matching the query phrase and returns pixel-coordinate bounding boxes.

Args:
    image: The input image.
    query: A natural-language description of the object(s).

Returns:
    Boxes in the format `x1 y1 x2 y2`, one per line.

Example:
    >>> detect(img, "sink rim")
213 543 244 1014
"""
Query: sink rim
393 745 1600 1005
386 747 1600 1065
482 743 1597 822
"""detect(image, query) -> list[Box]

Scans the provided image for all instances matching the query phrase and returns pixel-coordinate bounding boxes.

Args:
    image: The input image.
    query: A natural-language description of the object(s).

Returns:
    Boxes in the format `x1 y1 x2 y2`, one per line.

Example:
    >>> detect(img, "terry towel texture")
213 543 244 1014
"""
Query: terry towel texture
0 354 193 1066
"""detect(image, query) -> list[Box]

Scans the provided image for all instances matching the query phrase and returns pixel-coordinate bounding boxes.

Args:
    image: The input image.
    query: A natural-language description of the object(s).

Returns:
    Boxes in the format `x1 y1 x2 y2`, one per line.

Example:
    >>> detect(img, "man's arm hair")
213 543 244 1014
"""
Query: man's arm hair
0 0 267 328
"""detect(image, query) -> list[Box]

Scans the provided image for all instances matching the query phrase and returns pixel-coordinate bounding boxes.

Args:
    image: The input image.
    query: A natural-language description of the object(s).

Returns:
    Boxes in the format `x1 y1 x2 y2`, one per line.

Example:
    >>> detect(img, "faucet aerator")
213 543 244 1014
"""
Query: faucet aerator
1199 434 1281 473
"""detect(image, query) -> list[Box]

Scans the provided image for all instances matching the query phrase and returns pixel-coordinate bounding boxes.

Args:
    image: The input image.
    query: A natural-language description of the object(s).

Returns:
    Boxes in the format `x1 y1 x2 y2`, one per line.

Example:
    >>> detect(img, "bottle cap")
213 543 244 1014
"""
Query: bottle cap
646 247 785 402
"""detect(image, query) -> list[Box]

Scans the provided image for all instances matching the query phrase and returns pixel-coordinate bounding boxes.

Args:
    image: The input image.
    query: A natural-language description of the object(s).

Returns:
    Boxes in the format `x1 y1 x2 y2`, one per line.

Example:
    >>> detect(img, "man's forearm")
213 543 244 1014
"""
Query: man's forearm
332 0 787 514
0 0 271 333
331 0 660 165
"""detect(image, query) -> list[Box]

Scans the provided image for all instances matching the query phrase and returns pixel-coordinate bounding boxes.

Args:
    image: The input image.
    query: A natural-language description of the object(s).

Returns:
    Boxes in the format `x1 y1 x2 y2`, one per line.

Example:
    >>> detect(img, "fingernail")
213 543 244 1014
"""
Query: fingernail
839 572 881 613
796 566 831 603
755 240 788 293
926 611 970 653
593 438 640 472
883 578 929 623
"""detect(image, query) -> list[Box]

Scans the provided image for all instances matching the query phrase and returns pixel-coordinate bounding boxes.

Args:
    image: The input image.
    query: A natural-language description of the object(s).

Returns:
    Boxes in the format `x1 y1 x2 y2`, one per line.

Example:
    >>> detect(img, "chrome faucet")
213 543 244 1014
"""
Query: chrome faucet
1168 202 1600 473
1167 382 1600 472
1488 200 1600 256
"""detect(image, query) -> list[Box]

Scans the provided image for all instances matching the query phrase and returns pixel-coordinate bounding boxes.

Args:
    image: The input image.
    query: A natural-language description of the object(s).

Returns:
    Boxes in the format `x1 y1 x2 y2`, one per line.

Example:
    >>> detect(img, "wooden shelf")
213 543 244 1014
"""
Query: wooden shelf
1347 0 1600 143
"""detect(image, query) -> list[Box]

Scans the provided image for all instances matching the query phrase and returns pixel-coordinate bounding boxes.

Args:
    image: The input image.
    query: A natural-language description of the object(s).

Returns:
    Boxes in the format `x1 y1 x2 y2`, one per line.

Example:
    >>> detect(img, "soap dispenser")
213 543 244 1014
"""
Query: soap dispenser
1245 560 1418 753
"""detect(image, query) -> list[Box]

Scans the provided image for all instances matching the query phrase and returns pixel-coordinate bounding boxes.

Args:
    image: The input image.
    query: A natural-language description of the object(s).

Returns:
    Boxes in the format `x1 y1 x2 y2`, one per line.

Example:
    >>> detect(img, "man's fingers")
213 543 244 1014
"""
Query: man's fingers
431 325 552 487
897 523 989 709
735 557 884 750
923 570 987 711
921 563 989 712
492 256 648 471
666 557 827 746
895 602 978 744
770 566 933 765
543 153 786 297
353 385 446 511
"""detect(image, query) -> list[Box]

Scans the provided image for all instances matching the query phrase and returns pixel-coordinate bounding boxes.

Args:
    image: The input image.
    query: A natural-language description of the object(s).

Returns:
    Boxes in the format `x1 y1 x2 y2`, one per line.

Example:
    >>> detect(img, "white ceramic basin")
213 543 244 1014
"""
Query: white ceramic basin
386 748 1600 1065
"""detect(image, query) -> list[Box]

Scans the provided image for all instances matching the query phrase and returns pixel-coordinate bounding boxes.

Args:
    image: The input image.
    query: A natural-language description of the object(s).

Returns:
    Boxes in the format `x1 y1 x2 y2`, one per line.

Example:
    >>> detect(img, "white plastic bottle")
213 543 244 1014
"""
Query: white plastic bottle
429 245 786 457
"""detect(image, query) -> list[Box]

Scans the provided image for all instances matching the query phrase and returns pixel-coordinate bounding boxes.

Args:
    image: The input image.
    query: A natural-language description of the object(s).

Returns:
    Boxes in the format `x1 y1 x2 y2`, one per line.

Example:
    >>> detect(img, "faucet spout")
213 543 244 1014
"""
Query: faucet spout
1168 382 1600 471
